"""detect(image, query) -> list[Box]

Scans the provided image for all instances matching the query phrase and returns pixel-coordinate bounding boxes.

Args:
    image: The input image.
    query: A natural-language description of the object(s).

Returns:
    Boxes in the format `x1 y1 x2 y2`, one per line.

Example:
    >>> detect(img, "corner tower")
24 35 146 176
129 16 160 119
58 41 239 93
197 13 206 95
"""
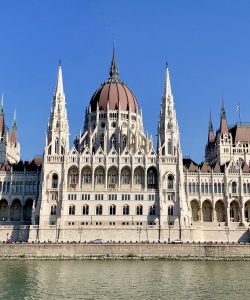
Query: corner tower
157 64 189 238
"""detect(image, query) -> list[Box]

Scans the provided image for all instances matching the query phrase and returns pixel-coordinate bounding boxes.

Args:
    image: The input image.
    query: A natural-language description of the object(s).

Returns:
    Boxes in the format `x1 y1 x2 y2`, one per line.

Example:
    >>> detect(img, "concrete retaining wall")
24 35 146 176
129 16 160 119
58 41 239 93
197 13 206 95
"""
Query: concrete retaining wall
0 243 250 259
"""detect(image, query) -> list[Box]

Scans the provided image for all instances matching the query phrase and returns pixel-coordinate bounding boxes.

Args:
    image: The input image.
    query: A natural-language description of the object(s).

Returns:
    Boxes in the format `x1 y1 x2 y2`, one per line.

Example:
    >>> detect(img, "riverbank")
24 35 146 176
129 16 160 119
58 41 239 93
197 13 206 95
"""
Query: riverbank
1 243 250 260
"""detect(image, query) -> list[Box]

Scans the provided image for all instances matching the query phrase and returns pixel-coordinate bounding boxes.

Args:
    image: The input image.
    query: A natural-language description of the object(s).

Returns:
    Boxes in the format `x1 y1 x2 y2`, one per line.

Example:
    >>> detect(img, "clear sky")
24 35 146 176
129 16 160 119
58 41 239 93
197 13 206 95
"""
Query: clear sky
0 0 249 162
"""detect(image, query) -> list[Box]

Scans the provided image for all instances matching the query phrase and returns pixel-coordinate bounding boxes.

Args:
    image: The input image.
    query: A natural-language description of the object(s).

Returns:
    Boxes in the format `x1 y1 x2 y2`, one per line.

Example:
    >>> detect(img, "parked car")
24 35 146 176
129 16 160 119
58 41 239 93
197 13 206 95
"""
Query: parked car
89 239 105 244
172 239 183 244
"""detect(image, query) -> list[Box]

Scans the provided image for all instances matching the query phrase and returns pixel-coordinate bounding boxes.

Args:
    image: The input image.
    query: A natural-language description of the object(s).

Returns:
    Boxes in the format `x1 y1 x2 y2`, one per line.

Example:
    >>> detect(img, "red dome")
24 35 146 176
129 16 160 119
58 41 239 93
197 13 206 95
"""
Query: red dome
90 80 138 113
89 46 138 113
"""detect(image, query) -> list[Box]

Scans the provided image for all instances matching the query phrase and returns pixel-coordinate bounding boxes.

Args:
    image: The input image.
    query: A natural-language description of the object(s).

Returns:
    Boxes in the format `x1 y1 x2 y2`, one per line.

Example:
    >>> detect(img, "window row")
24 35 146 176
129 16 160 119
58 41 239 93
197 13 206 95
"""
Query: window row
66 194 157 201
65 204 157 216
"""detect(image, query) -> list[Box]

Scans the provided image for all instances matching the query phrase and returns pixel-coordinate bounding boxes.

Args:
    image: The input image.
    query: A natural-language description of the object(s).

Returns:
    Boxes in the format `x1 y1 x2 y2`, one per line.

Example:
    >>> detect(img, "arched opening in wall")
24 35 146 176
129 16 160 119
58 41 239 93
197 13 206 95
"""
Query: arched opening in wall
123 205 129 215
48 145 52 155
121 167 131 186
147 167 158 189
244 200 250 222
0 199 8 221
82 204 89 215
96 204 102 215
109 204 116 215
202 200 212 222
122 135 127 150
50 205 56 215
100 133 104 150
108 166 118 188
94 167 105 187
68 166 79 189
110 134 117 150
167 139 172 155
232 181 237 194
23 199 33 223
133 166 144 188
215 200 226 222
52 173 58 189
136 205 143 215
190 200 200 222
69 205 75 215
61 146 64 155
10 199 22 221
55 138 59 154
230 200 240 222
81 166 92 187
167 174 174 190
162 146 165 156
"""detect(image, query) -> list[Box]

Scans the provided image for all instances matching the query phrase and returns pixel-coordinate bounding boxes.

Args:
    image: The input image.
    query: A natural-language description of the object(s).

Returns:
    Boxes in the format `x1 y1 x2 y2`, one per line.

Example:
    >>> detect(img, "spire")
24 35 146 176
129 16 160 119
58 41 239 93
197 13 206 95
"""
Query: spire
54 60 64 96
109 42 119 80
163 62 172 99
208 110 214 143
9 109 18 145
13 109 17 128
0 92 4 116
221 94 226 118
220 95 228 133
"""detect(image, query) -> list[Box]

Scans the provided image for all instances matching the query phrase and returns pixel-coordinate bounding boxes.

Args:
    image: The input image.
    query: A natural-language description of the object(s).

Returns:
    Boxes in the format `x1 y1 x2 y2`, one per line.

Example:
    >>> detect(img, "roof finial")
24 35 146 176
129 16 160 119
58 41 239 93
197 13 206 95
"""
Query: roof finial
109 41 119 80
0 92 4 116
13 109 17 128
221 92 226 118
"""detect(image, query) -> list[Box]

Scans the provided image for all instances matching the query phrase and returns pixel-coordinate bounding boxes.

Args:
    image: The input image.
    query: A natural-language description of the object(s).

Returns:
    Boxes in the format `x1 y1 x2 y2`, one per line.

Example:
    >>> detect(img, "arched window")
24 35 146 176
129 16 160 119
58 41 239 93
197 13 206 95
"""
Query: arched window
121 168 131 184
205 183 208 194
82 205 89 215
108 167 118 185
96 205 102 215
69 205 75 215
52 174 58 189
50 205 56 215
209 183 212 194
168 205 174 216
110 134 117 149
192 182 196 194
196 183 200 193
82 167 92 185
167 175 174 190
110 205 116 215
247 183 250 193
123 205 129 215
136 205 143 215
218 183 221 194
68 167 79 188
149 205 156 216
134 167 144 185
232 181 237 194
122 135 127 149
55 138 59 154
188 182 192 193
95 167 105 184
147 167 157 189
100 133 104 150
214 183 217 194
168 139 172 155
201 183 205 194
243 183 247 194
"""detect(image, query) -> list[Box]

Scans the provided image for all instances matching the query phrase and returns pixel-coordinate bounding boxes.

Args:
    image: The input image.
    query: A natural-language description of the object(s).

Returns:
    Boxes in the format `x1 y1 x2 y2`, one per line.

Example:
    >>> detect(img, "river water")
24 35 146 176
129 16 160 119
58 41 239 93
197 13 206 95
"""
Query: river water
0 260 249 300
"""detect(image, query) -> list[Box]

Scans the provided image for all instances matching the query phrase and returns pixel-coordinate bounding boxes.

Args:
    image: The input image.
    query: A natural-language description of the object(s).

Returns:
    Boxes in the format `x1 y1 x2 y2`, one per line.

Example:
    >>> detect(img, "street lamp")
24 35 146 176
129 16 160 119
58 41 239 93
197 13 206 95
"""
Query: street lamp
78 227 83 243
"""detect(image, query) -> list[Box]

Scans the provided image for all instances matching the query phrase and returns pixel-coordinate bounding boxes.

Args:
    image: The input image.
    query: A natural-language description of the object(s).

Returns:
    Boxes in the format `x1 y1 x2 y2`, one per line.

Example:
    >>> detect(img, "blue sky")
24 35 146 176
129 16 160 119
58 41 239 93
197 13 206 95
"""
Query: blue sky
0 0 249 162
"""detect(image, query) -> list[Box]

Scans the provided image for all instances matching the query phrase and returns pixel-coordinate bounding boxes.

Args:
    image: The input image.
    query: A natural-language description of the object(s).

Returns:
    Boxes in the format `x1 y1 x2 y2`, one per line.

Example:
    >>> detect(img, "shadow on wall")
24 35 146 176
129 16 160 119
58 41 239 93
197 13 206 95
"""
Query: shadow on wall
238 229 250 243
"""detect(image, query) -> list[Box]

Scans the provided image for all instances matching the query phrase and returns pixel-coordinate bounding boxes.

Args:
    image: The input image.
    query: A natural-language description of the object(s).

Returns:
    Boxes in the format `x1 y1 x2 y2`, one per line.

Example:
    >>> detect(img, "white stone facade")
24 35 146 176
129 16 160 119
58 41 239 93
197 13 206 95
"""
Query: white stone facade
1 51 250 243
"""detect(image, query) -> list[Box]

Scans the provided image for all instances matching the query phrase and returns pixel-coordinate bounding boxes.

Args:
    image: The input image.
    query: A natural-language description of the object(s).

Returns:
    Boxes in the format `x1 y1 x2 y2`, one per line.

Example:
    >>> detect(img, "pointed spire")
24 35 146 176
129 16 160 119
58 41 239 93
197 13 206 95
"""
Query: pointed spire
54 60 64 96
109 41 119 80
220 95 228 133
163 62 172 99
208 110 214 143
221 94 226 118
0 92 4 116
13 109 17 128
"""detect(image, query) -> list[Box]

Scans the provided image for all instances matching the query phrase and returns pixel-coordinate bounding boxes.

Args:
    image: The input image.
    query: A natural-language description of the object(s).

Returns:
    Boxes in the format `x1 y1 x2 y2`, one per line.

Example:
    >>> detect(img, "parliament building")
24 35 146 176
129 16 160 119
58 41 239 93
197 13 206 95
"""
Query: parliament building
1 48 250 243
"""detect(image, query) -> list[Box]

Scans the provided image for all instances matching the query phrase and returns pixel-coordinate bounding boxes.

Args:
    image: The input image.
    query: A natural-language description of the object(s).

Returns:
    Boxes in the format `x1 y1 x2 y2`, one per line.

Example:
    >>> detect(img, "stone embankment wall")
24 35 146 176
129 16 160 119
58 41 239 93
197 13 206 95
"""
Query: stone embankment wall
0 243 250 259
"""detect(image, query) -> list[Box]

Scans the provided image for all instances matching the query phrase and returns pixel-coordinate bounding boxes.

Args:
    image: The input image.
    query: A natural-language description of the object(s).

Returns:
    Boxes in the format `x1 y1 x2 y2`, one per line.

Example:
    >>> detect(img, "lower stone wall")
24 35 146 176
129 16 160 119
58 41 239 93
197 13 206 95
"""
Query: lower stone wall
0 225 249 244
0 243 250 259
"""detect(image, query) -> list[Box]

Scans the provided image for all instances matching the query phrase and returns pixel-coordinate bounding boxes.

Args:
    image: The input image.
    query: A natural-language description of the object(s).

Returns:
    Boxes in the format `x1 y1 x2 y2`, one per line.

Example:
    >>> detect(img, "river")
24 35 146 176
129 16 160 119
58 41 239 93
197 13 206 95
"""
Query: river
0 260 249 299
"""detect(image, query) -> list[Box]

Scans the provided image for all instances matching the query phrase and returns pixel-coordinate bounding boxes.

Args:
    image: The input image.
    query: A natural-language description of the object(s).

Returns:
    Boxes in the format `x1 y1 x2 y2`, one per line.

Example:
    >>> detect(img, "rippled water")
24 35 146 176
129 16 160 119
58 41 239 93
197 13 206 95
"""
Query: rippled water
0 260 249 299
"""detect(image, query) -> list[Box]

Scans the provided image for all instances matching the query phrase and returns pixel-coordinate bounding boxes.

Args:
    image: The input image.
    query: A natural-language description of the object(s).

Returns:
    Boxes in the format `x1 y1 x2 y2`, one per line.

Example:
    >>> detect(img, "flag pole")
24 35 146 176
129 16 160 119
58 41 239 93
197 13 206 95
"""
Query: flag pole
238 101 241 124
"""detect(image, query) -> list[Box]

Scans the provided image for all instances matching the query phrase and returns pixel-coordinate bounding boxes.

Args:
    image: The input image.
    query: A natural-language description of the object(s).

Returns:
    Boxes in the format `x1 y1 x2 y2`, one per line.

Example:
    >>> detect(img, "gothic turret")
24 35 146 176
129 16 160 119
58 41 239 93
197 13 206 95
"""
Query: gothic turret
46 62 69 155
220 96 228 134
158 63 181 157
208 111 215 143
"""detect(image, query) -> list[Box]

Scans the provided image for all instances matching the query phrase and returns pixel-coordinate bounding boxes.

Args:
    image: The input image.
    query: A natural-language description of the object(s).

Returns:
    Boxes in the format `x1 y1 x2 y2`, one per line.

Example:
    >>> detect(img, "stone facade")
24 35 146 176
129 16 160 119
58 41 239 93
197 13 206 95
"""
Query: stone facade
1 48 250 243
